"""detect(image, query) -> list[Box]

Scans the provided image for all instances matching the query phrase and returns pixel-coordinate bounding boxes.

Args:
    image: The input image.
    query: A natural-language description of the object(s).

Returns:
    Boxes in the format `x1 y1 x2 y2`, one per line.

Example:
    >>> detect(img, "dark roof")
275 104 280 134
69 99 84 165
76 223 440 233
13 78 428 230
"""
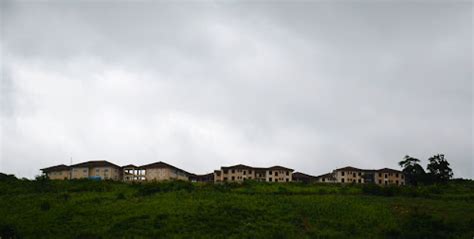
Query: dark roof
220 164 293 171
221 164 254 170
139 161 191 175
334 166 364 172
268 166 294 171
122 164 138 168
292 172 318 179
70 160 121 169
41 164 71 172
189 173 214 181
377 168 402 173
315 172 336 179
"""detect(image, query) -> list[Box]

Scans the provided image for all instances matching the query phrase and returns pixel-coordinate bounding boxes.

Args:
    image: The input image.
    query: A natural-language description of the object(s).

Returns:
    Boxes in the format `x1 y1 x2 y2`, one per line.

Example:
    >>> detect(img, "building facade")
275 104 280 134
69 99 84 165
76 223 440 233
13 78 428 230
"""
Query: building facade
331 166 405 186
140 161 191 181
213 164 293 183
70 161 122 180
40 164 71 180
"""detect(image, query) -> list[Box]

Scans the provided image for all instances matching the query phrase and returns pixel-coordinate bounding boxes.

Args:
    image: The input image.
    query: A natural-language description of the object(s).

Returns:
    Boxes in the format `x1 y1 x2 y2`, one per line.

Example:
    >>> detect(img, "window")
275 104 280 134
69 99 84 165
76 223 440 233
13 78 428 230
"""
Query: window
384 174 388 178
286 171 289 176
401 175 404 179
352 173 355 177
231 176 235 181
396 173 399 177
269 171 272 175
379 173 382 177
341 178 345 183
286 178 289 182
275 172 279 176
104 169 109 172
275 179 278 182
384 181 388 185
379 180 382 184
249 170 252 174
341 171 345 176
358 179 361 183
223 170 228 174
83 169 87 173
223 177 228 181
96 169 100 172
358 172 361 176
269 177 272 182
232 169 235 173
396 180 399 185
243 171 246 175
322 178 325 182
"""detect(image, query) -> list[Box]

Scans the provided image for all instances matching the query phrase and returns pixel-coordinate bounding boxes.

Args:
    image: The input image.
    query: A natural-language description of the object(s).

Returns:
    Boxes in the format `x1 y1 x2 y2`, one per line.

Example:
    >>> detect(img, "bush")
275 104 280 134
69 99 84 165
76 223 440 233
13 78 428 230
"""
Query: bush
0 223 20 239
137 181 194 196
116 192 126 200
40 201 51 211
362 184 399 197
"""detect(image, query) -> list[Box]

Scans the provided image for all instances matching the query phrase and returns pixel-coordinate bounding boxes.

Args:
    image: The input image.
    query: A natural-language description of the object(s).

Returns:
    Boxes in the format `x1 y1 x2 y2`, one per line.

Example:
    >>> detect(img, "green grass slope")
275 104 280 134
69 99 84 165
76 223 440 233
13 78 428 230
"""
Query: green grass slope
0 179 473 238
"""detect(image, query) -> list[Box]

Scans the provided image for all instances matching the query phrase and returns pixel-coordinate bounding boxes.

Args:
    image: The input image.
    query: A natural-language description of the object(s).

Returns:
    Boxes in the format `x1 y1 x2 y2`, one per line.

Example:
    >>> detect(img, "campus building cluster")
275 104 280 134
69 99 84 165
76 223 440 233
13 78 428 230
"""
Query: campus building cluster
41 161 405 186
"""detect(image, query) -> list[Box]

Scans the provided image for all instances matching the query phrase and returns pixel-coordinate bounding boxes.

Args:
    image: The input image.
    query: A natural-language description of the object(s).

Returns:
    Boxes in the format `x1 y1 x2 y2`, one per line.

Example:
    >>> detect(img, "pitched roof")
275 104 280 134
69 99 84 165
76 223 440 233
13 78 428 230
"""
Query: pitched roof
315 172 336 179
221 164 254 170
122 164 138 168
376 168 402 173
334 166 364 172
41 164 71 172
189 173 214 181
292 172 318 179
139 161 191 175
220 164 293 171
268 165 294 171
70 160 121 169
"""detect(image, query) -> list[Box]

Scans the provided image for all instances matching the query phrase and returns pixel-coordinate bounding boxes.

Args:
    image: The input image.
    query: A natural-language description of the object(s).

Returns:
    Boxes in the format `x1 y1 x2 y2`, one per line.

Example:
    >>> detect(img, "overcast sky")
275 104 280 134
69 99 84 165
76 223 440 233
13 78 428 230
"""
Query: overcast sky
0 1 472 179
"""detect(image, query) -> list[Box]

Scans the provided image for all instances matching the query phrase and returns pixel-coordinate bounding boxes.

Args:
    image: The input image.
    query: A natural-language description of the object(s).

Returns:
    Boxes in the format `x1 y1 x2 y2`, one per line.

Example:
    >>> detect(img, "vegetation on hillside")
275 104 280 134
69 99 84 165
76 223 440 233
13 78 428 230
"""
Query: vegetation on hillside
0 178 473 239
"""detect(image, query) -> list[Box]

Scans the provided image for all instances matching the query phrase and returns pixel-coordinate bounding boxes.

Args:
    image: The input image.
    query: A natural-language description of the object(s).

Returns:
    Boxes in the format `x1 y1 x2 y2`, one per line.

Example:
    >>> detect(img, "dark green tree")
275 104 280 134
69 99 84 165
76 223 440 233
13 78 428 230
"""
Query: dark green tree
427 154 453 183
399 155 426 185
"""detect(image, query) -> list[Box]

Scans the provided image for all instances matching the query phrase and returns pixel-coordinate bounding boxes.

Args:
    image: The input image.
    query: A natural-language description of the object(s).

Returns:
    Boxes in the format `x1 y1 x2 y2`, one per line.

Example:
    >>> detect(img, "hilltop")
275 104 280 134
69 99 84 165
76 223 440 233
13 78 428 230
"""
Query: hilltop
0 178 473 238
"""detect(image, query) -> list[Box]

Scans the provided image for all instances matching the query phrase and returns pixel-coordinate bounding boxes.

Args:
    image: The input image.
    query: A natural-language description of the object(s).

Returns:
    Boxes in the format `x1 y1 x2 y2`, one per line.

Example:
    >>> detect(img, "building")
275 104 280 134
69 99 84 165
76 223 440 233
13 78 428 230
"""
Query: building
315 173 337 183
189 173 214 182
331 166 405 186
333 166 366 184
122 164 146 182
140 161 191 181
374 168 405 186
41 164 71 180
292 172 318 183
213 164 293 183
70 160 122 180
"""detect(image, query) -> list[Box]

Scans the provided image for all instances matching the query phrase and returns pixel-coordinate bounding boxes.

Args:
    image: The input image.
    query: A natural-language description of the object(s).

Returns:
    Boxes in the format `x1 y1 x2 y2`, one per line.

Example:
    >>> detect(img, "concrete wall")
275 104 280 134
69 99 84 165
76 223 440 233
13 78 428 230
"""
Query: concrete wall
217 168 292 183
145 168 188 181
374 172 405 186
89 167 121 180
46 170 70 180
71 167 121 180
71 167 89 179
335 170 365 184
266 170 292 182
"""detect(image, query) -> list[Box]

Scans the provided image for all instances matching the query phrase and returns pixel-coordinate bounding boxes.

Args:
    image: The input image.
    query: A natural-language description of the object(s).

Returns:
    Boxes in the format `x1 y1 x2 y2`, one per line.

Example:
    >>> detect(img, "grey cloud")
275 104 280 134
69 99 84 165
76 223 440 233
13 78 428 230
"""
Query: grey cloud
0 1 472 178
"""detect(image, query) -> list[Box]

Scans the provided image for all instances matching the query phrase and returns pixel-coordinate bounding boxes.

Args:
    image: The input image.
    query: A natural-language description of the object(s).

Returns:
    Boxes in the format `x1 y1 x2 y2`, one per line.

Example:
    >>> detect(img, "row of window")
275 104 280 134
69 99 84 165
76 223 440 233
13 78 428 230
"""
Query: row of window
222 176 290 182
222 169 290 176
340 171 403 178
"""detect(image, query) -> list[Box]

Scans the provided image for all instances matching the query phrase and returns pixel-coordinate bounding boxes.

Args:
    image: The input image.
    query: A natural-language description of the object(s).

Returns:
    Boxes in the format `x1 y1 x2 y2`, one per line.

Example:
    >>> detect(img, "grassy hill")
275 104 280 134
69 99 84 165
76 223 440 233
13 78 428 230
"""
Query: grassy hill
0 178 473 238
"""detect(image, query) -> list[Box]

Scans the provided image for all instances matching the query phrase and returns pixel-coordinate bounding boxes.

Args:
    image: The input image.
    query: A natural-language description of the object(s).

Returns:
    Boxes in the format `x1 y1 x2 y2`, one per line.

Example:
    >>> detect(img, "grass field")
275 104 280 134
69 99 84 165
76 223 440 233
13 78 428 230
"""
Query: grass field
0 178 473 238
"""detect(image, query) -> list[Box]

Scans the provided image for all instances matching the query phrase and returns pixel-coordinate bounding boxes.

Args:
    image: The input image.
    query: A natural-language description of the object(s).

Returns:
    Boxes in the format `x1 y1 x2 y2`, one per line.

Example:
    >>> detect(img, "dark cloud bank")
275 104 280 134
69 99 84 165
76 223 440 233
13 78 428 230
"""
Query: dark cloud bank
0 1 472 178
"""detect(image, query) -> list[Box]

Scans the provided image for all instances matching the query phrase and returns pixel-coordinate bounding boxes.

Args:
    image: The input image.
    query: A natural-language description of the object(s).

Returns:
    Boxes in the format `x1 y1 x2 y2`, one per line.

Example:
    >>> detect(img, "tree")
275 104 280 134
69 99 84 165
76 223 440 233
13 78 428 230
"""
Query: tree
427 154 453 183
399 155 426 185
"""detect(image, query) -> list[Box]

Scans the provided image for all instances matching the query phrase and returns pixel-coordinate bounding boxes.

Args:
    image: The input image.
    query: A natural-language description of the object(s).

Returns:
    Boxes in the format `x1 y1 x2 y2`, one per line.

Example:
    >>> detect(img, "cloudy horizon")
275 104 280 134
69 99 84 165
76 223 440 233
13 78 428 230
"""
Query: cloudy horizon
0 1 472 179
